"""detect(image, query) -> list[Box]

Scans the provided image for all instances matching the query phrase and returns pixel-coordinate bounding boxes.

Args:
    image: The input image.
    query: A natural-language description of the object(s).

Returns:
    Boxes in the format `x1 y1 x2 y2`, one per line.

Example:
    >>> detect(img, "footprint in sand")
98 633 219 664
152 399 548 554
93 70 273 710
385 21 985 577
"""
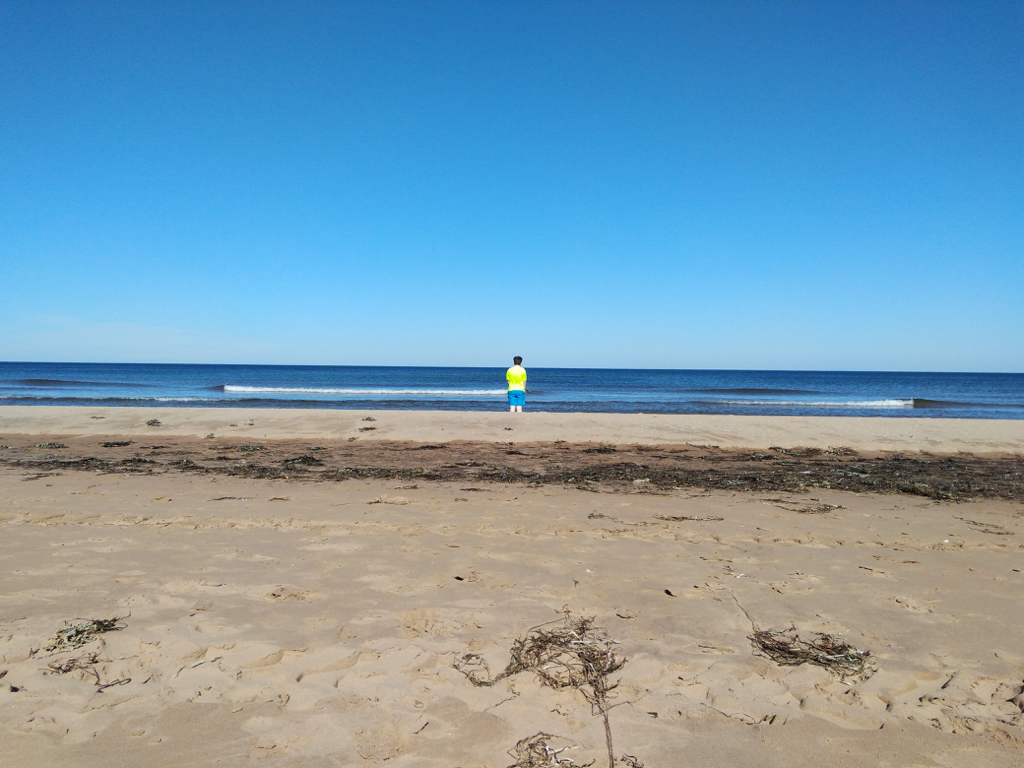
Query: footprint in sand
890 595 932 613
873 669 1024 738
265 585 313 601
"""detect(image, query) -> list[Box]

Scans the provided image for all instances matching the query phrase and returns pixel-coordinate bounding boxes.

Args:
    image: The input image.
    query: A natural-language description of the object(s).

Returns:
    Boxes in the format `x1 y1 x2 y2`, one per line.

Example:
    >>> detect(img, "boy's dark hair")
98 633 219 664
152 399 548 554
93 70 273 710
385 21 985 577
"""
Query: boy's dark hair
513 356 522 365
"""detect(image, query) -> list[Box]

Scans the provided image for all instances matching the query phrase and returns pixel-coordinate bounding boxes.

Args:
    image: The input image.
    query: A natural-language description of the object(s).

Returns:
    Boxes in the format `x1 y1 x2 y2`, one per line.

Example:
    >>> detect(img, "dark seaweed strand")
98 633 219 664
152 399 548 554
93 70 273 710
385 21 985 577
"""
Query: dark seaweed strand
2 446 1021 501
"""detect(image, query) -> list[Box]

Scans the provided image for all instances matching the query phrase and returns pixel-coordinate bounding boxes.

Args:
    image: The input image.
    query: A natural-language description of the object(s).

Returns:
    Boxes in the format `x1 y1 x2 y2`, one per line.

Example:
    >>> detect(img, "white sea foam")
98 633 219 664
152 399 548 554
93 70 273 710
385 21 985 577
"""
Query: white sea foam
223 385 506 396
715 399 914 408
152 397 216 402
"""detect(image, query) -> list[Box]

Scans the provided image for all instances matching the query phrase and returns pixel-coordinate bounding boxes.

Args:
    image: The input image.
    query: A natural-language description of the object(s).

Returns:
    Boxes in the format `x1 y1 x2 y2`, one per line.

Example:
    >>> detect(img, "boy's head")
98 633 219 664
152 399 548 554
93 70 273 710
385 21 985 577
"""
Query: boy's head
513 356 522 366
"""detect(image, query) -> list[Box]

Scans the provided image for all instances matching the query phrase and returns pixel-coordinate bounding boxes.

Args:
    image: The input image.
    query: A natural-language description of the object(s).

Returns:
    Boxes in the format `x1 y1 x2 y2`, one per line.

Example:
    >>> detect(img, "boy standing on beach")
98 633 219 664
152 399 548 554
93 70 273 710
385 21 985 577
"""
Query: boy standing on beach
506 356 526 413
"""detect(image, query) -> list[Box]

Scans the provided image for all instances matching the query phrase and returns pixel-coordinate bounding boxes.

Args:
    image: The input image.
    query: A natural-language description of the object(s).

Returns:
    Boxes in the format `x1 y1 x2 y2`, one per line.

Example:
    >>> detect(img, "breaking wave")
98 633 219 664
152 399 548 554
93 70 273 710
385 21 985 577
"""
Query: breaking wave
219 385 505 396
706 398 916 409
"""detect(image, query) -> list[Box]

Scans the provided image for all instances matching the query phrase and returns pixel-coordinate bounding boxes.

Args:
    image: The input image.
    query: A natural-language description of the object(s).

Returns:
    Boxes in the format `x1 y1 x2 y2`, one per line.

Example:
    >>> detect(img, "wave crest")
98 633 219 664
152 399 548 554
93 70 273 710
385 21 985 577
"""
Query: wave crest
222 385 505 396
707 399 915 408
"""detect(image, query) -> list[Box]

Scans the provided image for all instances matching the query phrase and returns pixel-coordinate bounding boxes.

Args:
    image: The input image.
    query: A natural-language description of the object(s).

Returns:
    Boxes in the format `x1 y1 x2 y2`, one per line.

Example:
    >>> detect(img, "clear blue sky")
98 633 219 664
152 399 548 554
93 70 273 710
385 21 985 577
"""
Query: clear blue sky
2 1 1021 371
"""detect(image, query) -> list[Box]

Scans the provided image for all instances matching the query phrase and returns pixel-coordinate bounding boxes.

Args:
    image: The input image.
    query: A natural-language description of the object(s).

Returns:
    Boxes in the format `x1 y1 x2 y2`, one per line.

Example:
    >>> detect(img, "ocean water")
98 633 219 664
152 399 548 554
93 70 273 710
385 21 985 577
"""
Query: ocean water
1 362 1022 419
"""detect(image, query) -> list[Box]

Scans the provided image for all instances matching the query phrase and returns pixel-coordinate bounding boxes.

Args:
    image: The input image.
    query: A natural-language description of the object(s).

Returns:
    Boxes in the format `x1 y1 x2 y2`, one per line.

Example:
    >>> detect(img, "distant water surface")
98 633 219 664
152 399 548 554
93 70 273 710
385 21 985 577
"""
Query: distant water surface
1 363 1022 419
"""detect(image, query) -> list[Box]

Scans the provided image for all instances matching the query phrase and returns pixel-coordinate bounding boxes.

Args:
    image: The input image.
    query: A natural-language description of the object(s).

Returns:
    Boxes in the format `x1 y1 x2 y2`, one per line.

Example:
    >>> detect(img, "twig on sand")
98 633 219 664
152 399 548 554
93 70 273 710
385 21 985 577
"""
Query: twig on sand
729 591 759 631
172 656 223 679
654 514 723 522
97 677 131 692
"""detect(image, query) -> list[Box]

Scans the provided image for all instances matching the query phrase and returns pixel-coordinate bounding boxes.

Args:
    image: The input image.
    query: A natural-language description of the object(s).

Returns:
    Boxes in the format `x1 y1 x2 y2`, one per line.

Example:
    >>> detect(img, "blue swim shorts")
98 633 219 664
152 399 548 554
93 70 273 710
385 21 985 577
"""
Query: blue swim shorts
507 389 525 406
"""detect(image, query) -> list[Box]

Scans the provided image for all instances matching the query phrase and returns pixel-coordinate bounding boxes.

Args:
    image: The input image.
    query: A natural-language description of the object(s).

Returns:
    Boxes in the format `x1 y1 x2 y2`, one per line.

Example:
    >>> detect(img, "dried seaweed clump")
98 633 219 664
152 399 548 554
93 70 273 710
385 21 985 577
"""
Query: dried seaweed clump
456 615 626 768
45 617 125 653
456 615 625 693
750 627 871 679
48 651 99 676
506 732 592 768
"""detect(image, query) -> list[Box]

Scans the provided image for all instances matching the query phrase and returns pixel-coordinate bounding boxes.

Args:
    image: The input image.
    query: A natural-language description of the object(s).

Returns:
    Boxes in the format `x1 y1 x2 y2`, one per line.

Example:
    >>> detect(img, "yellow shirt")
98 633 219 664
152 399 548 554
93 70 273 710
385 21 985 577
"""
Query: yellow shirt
506 365 527 392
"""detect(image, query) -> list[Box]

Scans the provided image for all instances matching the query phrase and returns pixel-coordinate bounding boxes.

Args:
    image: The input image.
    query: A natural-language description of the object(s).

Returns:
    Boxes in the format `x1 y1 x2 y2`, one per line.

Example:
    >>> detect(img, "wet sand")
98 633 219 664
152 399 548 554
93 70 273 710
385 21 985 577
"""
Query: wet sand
0 408 1022 767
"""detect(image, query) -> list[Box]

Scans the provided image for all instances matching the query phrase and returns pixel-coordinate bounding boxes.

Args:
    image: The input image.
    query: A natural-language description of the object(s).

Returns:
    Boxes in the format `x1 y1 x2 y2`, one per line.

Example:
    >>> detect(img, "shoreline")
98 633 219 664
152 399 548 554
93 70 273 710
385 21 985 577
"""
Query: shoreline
1 405 1022 453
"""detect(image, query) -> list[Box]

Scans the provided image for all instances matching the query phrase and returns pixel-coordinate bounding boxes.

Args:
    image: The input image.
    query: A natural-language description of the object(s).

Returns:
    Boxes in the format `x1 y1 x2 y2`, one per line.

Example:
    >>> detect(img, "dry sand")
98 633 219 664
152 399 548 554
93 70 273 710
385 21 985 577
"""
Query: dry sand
1 407 1022 767
2 404 1023 452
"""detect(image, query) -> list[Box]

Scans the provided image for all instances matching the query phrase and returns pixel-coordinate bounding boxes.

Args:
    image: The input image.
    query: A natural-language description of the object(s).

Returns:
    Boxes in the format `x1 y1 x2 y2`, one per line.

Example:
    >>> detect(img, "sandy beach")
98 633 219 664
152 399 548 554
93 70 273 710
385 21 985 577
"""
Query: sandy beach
1 407 1022 767
2 405 1023 452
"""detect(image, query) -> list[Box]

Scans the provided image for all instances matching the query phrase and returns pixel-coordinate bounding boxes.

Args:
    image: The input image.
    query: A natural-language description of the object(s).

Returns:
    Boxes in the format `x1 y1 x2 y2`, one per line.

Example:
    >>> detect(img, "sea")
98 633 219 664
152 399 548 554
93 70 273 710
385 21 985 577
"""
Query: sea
1 362 1022 420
